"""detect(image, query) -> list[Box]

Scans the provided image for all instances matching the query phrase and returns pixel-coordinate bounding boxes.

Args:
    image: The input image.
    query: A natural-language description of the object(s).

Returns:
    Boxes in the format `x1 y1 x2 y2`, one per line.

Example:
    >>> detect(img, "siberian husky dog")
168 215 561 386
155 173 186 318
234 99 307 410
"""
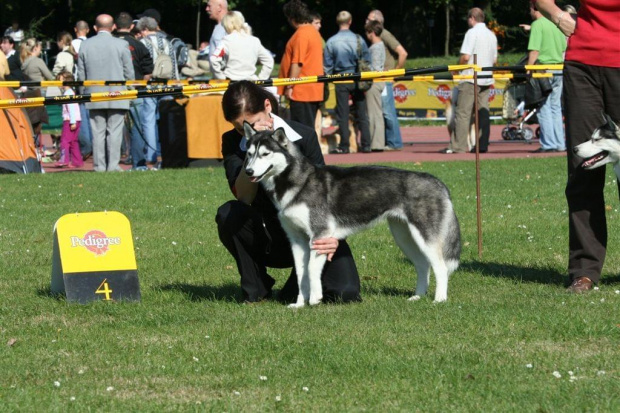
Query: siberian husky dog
243 122 461 308
574 114 620 178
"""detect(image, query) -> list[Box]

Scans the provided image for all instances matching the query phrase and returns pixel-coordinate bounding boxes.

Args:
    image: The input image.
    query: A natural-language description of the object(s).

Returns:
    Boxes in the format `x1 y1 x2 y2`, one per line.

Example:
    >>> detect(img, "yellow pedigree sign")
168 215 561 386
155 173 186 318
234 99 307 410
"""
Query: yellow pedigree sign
55 211 136 273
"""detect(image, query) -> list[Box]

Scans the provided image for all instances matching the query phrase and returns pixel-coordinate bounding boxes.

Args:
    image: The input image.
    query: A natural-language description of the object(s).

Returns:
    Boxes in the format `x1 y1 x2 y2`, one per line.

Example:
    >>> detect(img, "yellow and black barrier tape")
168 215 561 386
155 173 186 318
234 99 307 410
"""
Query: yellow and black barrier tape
0 64 564 109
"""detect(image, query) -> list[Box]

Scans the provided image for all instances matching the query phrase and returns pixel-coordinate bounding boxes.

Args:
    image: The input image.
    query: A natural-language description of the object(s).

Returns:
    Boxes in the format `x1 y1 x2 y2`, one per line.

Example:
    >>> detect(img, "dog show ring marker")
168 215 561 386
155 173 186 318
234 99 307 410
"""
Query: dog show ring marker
51 211 141 303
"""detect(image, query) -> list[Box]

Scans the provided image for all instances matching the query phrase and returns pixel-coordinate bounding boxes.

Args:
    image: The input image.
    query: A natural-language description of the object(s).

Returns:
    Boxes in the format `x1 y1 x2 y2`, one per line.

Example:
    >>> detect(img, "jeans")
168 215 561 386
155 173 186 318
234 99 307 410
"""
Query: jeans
537 74 565 151
381 82 403 149
128 100 146 168
141 96 160 163
335 83 371 151
77 104 92 156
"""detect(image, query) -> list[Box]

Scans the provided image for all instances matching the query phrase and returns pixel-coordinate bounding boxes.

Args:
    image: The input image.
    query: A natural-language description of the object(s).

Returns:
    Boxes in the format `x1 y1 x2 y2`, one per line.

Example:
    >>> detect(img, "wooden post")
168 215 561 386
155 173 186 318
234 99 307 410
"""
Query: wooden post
473 54 483 258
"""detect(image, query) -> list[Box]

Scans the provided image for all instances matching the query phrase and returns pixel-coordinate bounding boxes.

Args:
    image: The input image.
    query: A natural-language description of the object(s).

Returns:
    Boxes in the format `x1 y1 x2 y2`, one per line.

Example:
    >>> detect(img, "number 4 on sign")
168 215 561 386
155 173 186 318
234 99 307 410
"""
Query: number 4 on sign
95 279 113 301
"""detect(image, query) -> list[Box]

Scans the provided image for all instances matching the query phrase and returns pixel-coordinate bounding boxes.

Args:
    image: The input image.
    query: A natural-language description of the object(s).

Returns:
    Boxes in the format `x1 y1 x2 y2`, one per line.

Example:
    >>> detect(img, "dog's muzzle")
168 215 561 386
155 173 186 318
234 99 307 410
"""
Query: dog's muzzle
245 165 272 183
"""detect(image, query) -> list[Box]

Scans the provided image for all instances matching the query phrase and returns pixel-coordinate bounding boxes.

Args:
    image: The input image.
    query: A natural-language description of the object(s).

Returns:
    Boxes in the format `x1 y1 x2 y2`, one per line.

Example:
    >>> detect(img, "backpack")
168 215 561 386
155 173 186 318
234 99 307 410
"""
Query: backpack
153 53 174 79
148 35 175 79
355 35 372 92
169 37 189 69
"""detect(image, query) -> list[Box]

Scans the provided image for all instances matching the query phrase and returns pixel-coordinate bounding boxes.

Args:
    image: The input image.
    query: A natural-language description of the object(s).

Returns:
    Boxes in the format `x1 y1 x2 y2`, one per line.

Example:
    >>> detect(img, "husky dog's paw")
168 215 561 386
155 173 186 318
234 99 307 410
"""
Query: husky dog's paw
408 295 422 301
309 296 322 306
288 302 306 309
433 294 447 303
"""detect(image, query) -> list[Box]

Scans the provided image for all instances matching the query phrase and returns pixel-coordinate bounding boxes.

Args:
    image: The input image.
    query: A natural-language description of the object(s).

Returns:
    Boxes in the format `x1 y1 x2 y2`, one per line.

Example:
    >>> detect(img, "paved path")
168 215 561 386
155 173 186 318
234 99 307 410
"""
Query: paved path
325 125 565 165
41 124 565 173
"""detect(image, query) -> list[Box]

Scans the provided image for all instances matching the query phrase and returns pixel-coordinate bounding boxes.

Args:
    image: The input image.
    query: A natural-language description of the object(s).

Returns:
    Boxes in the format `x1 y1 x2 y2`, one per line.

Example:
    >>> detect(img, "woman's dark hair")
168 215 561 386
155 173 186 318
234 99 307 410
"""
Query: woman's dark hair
221 81 279 121
283 0 312 25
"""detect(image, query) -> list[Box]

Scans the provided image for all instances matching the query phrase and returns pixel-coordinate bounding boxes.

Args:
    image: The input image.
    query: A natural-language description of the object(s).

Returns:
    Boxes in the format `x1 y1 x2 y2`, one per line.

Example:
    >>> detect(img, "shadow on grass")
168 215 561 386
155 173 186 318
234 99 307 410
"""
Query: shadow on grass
159 282 242 302
36 286 66 301
462 261 620 286
461 261 567 285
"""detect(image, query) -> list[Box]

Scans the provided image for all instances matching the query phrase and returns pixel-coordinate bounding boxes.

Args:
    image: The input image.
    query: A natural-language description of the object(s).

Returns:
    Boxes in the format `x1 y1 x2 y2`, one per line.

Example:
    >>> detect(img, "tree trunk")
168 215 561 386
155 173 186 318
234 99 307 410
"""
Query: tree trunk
444 1 450 56
196 1 201 50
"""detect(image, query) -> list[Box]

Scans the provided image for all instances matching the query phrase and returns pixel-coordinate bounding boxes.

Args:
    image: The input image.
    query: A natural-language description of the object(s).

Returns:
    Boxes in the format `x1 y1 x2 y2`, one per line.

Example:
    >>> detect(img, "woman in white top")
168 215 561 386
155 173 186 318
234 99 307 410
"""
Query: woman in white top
52 31 76 76
210 11 274 81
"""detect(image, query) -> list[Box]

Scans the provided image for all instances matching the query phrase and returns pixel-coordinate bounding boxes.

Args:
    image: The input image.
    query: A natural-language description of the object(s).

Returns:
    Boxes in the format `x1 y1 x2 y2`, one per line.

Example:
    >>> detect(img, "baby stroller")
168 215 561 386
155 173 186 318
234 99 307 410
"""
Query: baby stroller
500 55 542 142
501 79 540 142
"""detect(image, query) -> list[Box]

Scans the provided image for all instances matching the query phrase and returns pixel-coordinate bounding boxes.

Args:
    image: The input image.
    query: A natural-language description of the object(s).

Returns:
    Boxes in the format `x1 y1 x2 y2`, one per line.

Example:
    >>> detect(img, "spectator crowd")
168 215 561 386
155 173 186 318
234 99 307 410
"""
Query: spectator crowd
0 1 585 167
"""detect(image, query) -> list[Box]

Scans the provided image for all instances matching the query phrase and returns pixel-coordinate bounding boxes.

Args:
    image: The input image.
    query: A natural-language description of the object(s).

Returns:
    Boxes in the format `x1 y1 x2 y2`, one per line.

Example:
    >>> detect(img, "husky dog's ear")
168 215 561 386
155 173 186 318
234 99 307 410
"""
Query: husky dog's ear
603 113 619 135
272 127 289 148
243 121 257 138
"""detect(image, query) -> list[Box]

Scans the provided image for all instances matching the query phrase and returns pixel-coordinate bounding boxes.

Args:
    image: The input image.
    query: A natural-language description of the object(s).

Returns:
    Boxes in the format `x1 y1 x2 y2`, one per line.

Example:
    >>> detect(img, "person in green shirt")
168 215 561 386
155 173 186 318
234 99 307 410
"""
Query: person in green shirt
527 0 567 153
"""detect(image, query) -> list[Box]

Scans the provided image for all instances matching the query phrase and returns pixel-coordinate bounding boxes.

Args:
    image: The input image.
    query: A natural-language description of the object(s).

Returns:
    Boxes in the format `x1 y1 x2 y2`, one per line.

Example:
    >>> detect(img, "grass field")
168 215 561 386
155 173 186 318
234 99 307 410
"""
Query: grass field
1 157 619 411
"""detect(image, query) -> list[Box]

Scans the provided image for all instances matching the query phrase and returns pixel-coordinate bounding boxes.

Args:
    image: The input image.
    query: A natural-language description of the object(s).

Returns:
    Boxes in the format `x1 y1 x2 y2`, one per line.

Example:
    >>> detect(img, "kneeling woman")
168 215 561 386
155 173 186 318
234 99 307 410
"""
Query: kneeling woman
215 81 361 303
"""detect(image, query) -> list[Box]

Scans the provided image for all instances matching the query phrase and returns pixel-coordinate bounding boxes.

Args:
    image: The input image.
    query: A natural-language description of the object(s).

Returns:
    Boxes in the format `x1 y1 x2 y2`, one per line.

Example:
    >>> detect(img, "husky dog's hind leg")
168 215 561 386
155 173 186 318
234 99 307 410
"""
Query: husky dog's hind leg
387 219 431 300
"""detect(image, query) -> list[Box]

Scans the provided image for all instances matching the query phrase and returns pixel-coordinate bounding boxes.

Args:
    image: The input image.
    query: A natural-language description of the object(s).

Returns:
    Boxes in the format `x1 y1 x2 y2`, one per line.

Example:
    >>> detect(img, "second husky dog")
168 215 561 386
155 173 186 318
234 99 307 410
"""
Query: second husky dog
242 122 461 307
574 114 620 178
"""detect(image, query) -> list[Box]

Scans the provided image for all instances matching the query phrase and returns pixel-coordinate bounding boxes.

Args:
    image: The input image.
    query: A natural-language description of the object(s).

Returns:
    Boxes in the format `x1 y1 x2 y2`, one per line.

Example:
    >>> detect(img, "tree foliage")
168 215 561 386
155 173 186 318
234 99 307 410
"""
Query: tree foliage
1 0 579 59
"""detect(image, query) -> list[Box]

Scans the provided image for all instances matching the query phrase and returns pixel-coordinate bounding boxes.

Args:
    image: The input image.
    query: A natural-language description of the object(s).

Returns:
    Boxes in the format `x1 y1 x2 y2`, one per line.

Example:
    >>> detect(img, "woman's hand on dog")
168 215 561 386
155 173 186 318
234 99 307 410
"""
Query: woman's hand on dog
253 118 274 132
312 237 339 262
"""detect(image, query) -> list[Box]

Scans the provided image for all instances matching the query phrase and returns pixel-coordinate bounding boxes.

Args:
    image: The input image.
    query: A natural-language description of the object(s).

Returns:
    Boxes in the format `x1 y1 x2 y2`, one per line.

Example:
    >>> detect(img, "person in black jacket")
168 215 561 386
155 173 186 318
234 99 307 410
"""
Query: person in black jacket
215 81 361 304
0 36 25 81
114 12 154 170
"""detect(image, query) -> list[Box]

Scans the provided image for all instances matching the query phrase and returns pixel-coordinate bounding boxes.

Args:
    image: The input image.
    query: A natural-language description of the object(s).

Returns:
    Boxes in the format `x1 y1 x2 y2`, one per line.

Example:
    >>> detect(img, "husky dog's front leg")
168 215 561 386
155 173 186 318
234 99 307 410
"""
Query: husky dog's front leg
307 249 327 305
288 240 310 309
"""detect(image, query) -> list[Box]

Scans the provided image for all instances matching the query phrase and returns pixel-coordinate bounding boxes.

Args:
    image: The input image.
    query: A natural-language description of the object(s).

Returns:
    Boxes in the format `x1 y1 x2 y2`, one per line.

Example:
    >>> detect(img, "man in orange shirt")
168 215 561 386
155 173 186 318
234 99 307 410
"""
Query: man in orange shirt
279 0 324 129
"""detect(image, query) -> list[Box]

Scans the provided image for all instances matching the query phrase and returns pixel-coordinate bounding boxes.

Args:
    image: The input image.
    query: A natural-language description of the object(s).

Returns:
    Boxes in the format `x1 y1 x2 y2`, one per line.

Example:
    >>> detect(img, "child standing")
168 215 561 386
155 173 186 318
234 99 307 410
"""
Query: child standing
56 71 83 168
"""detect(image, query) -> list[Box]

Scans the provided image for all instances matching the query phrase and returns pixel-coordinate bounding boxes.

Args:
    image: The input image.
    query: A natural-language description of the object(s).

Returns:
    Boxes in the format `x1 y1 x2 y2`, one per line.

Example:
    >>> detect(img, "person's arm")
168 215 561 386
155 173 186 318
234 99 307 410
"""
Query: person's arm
233 170 258 204
68 102 80 130
527 50 539 66
323 42 334 75
535 0 576 37
458 53 470 65
121 46 134 81
285 62 301 99
209 43 227 80
138 43 154 80
256 43 274 80
0 53 9 79
39 58 54 80
52 52 65 76
394 44 408 69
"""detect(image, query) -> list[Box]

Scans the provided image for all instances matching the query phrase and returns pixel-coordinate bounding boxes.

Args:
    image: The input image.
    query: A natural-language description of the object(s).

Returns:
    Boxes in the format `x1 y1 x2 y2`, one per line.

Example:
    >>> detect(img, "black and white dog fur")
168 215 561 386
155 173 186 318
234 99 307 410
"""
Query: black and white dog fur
243 122 461 307
574 114 620 178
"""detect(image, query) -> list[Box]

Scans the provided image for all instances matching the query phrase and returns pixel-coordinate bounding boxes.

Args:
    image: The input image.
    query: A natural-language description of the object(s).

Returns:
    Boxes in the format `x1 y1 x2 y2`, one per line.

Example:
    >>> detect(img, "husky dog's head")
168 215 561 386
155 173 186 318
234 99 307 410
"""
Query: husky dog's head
574 114 620 170
243 122 291 183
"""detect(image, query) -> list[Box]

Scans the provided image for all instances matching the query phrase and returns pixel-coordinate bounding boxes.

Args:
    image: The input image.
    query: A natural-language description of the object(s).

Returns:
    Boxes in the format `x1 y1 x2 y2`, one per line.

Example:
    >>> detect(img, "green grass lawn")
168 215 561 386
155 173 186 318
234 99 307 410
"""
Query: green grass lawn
1 157 619 411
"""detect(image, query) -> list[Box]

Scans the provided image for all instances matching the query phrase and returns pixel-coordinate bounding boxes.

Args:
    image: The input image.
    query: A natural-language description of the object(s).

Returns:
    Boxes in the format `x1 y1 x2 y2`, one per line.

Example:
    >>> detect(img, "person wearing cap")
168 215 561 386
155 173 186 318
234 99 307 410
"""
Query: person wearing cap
205 0 228 73
137 8 162 27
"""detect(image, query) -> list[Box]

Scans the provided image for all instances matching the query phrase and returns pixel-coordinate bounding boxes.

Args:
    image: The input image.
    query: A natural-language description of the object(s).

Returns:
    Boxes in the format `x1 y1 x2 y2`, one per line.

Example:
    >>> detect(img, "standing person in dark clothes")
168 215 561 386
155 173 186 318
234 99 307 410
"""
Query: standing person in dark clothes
115 12 154 171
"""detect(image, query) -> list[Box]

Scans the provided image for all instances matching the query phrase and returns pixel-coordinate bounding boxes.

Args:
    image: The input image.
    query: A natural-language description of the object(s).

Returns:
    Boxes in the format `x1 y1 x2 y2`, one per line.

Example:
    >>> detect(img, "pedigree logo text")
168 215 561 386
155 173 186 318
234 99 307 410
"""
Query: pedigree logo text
70 230 121 256
393 84 416 103
428 84 452 104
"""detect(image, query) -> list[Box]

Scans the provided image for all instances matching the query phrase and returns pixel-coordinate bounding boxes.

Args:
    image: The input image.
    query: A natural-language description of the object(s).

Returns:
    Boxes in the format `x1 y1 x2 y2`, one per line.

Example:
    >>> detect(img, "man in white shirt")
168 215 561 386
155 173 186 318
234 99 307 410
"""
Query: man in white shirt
205 0 228 72
444 7 497 154
72 21 89 54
